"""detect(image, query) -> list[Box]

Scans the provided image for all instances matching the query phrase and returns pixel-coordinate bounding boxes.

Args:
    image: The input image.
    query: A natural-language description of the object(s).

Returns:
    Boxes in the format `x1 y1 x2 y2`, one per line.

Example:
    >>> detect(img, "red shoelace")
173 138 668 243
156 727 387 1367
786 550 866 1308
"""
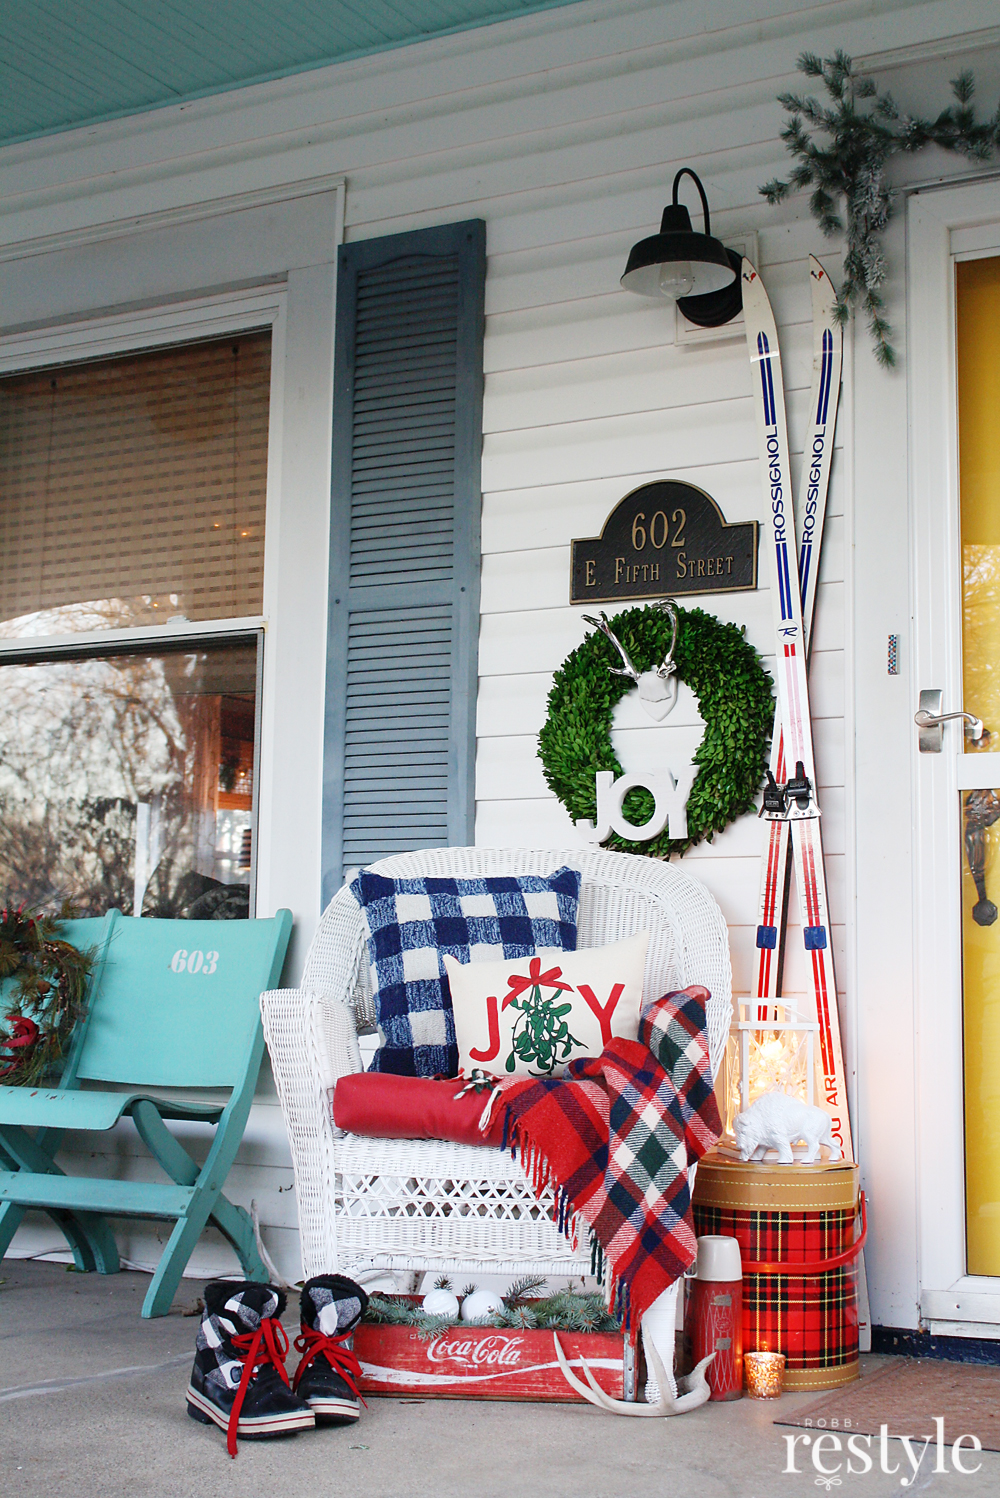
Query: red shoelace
227 1317 292 1458
292 1324 366 1406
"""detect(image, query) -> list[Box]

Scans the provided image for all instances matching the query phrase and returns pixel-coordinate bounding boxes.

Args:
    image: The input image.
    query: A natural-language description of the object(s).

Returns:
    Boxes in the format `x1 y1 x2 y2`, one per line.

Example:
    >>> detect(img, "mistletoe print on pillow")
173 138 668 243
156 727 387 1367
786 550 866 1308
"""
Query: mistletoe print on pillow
444 932 649 1078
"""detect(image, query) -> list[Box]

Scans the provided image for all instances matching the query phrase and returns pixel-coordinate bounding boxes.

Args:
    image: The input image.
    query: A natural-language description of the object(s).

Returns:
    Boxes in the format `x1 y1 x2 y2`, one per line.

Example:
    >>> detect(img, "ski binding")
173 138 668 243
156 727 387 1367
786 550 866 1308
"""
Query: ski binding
758 761 820 822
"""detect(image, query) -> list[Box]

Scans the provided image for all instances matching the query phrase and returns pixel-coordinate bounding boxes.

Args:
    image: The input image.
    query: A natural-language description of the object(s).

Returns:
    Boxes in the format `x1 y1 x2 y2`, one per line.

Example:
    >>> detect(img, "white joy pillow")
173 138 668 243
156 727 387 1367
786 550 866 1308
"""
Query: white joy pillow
444 932 649 1079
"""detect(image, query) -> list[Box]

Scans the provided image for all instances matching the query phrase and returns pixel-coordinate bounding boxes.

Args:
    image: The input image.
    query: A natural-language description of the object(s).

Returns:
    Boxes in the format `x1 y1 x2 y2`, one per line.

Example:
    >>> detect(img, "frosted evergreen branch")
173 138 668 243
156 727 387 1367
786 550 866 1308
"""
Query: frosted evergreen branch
761 52 1000 363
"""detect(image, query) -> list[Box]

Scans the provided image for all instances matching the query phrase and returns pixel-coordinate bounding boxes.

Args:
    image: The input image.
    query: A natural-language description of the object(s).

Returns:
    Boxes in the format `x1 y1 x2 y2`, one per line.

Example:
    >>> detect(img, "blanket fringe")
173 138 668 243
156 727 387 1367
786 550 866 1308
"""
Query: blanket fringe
499 1108 639 1343
498 1113 582 1256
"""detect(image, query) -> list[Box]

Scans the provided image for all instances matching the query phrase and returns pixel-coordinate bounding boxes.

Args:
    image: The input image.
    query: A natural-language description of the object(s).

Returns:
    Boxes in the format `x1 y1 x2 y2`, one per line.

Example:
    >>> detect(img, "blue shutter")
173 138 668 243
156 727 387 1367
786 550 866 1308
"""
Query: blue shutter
323 221 485 900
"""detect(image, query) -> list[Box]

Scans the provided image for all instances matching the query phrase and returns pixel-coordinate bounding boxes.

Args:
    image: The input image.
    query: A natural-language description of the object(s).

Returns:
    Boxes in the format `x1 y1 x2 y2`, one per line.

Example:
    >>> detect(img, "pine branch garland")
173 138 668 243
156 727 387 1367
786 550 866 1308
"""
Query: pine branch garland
362 1290 621 1337
762 51 1000 365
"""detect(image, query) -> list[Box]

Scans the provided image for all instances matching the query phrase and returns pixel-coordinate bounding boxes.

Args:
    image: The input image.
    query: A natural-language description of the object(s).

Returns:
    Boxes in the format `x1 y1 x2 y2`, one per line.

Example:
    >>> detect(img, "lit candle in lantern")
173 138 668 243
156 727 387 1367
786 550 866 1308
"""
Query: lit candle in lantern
724 1002 821 1136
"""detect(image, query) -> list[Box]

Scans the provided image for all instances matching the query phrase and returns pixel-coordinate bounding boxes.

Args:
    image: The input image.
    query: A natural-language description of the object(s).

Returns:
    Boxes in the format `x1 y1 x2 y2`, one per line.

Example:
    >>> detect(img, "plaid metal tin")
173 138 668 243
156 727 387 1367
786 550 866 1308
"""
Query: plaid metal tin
693 1158 861 1391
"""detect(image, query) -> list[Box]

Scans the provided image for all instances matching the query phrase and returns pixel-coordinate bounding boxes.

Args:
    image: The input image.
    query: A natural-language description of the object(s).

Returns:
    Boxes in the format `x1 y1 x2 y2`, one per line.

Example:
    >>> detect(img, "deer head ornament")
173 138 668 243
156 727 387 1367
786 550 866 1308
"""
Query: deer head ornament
583 600 680 721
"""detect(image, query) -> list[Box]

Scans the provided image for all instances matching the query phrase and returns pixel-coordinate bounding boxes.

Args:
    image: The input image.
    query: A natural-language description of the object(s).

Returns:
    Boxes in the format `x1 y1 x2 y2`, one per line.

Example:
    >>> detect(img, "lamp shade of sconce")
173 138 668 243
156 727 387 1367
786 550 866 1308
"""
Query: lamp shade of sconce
622 168 743 327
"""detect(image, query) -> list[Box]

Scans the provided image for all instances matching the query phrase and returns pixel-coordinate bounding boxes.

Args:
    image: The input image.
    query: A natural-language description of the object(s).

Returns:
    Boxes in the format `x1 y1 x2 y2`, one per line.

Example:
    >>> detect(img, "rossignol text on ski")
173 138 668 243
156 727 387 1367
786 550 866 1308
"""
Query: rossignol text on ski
743 257 853 1162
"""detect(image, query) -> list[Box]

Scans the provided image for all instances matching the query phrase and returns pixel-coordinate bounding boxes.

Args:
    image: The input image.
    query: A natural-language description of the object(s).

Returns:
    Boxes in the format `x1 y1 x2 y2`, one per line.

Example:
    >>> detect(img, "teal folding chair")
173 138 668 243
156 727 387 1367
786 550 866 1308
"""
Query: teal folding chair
0 915 120 1277
0 908 292 1317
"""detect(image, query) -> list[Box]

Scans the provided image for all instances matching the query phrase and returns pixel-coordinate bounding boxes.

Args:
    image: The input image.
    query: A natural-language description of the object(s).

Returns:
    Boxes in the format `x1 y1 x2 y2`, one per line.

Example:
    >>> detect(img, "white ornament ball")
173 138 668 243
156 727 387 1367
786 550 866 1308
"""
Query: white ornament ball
460 1289 503 1324
422 1287 460 1319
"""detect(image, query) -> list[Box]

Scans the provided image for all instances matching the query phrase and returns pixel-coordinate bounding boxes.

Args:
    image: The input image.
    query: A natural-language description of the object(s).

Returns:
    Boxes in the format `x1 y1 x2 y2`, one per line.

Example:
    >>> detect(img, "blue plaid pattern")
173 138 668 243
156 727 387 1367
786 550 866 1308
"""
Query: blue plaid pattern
351 868 582 1077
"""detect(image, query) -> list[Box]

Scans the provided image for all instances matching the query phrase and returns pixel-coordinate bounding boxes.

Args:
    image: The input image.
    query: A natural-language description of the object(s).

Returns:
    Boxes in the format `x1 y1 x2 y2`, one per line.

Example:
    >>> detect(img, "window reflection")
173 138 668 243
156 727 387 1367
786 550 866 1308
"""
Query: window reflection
0 637 257 918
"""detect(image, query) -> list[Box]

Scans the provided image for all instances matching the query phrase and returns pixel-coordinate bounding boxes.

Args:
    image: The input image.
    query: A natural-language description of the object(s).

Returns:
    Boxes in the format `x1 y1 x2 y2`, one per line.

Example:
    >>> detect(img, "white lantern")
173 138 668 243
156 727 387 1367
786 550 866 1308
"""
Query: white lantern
724 1001 820 1136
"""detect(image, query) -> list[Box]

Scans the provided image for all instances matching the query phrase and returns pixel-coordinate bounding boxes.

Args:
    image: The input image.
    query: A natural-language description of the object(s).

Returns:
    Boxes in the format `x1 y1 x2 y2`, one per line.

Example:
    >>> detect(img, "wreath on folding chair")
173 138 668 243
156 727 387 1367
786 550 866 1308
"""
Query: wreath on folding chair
538 603 774 857
0 905 94 1087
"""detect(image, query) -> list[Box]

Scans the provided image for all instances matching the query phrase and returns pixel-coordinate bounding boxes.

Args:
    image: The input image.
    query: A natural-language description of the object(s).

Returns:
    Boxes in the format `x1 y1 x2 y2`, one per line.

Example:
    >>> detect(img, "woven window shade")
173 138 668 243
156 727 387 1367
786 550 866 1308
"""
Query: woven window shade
0 331 270 634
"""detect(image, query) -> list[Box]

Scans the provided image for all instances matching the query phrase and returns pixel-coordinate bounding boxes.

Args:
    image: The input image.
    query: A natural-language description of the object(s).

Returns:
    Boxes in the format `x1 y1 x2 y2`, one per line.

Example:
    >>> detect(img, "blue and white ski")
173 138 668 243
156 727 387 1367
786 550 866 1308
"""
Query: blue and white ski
743 257 853 1162
753 259 841 1009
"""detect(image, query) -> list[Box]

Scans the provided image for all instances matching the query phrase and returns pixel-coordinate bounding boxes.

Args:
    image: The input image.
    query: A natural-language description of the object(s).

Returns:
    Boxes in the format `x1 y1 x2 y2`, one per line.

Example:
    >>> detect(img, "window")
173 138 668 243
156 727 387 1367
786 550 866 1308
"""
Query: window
0 639 259 917
0 332 270 637
0 332 271 916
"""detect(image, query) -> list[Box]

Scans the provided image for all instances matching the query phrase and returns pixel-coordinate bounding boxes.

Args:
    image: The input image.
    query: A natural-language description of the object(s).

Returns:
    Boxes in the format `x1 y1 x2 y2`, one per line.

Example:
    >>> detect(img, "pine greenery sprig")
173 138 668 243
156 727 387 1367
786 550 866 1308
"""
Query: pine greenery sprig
496 1304 540 1329
502 1275 548 1307
529 1291 619 1334
761 50 1000 366
365 1294 424 1326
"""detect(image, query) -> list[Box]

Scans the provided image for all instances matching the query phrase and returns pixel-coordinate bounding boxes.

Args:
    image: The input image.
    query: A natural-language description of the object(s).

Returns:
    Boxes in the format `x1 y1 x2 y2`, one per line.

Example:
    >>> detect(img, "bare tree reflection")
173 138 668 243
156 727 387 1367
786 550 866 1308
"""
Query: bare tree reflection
0 604 253 918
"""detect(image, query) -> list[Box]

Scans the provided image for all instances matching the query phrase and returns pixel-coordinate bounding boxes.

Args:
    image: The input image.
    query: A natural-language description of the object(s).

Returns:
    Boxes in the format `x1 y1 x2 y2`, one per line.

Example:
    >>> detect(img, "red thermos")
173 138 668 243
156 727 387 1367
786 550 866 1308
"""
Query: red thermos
685 1234 743 1401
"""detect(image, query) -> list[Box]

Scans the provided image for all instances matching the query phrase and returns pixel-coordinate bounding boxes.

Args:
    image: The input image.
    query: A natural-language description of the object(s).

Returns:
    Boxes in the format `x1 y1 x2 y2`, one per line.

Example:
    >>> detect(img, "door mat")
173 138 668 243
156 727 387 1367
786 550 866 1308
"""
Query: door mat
774 1357 1000 1452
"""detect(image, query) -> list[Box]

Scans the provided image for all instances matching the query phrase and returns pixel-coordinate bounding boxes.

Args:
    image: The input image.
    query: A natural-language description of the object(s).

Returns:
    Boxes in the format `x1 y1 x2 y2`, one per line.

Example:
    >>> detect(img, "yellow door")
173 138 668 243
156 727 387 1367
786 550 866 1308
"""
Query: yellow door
958 254 1000 1276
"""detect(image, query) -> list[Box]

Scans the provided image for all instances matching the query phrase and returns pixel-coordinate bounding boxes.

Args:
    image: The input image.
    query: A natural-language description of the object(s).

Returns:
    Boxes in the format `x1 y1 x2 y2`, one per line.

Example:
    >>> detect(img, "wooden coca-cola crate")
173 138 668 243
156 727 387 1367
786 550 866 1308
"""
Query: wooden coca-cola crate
355 1304 637 1403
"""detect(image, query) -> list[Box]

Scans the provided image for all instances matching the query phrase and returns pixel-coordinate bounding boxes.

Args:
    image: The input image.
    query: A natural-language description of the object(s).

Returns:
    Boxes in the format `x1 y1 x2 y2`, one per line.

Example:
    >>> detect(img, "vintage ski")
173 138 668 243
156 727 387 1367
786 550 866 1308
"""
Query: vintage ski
753 260 842 1011
742 258 853 1162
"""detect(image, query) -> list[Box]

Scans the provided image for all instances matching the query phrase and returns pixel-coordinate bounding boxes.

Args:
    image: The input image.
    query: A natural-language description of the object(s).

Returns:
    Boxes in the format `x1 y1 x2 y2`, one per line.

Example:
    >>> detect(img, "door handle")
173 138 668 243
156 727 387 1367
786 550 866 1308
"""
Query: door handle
915 688 986 753
965 789 1000 926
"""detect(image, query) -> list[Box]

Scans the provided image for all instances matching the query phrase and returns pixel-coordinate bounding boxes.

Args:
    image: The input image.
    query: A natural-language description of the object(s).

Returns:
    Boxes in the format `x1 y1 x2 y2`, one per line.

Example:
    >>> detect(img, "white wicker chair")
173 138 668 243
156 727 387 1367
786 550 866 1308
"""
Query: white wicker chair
261 847 731 1398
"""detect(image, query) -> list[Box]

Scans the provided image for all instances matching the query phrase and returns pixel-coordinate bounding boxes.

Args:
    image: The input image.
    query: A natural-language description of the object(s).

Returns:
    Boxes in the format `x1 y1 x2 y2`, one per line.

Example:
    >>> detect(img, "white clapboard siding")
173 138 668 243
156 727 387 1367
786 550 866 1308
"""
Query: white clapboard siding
485 216 835 319
20 0 988 1282
480 458 847 554
474 717 845 802
480 549 844 643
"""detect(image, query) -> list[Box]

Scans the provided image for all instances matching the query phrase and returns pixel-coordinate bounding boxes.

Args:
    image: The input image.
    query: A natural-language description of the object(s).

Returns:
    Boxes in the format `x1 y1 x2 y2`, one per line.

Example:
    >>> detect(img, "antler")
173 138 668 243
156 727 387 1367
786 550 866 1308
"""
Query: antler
582 612 640 681
552 1332 714 1416
652 599 679 680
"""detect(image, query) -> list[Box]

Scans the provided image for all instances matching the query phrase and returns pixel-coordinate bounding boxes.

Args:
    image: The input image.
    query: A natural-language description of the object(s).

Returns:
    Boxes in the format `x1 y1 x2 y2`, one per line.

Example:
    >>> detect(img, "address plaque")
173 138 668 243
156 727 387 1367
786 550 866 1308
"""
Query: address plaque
570 480 758 604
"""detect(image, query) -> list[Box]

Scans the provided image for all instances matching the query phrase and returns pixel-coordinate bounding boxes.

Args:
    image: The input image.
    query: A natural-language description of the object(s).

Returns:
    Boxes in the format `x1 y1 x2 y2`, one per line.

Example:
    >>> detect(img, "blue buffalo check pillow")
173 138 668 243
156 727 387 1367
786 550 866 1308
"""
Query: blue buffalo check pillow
350 867 582 1077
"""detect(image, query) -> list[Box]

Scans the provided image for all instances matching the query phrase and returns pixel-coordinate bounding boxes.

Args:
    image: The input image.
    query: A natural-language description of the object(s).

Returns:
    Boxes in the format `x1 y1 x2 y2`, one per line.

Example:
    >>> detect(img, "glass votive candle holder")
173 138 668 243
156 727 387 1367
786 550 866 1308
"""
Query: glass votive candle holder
744 1351 785 1398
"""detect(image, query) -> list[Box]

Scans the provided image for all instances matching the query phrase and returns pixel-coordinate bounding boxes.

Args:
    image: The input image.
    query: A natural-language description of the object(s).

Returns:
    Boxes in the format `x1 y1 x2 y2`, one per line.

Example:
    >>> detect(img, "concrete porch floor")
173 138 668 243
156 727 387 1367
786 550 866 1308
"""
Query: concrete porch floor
2 1260 998 1498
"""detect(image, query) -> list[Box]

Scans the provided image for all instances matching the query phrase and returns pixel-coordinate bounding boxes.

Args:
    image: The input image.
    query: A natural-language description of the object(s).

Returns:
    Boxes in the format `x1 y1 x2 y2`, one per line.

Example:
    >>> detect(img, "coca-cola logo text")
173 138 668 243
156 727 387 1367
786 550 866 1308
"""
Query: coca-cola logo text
425 1333 524 1369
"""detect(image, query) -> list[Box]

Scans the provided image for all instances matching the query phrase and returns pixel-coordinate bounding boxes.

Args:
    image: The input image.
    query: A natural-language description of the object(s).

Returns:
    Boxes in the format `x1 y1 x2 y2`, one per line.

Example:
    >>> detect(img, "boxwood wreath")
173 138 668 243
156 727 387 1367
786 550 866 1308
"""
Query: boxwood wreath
539 603 774 857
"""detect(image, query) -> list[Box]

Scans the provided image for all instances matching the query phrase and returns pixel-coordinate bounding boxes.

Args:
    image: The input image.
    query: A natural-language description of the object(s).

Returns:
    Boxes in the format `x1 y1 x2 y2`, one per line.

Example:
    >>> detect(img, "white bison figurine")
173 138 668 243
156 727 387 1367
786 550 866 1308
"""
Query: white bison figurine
734 1092 842 1165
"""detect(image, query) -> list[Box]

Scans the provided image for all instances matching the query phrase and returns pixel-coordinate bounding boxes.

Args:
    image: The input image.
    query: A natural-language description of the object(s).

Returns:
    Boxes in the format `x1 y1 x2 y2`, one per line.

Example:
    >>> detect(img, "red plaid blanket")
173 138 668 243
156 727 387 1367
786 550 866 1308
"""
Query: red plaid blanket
485 987 722 1330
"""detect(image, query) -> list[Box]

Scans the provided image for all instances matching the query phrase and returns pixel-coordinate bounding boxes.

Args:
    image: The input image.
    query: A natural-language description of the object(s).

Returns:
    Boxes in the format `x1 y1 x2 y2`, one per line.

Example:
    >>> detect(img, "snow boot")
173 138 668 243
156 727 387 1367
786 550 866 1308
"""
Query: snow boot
292 1274 369 1423
186 1280 314 1456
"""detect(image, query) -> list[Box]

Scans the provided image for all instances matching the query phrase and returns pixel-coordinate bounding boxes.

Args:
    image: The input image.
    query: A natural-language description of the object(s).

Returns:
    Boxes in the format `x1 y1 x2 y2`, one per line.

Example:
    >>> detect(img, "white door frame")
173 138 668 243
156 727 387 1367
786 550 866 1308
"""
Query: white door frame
908 180 1000 1334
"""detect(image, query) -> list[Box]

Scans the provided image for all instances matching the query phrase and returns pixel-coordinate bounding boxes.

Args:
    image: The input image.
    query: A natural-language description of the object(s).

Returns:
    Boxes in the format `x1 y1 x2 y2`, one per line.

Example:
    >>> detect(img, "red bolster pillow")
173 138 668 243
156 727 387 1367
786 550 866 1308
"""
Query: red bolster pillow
333 1072 505 1147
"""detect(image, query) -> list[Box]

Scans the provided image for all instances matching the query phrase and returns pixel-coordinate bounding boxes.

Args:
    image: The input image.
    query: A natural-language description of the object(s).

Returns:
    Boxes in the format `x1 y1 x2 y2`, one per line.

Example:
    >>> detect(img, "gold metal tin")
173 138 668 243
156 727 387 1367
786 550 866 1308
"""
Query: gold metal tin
694 1151 859 1212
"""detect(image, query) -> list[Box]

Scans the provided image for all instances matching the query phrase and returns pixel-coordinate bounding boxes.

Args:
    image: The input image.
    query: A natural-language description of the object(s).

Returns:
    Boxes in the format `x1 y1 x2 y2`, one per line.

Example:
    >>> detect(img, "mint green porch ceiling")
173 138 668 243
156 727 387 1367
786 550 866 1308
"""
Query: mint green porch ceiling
0 0 581 147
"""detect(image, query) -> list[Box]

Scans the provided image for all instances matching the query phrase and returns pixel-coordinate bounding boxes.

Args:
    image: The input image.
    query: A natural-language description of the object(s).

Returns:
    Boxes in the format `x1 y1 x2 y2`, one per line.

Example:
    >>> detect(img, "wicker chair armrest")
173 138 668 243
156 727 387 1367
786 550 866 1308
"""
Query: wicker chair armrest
260 986 361 1278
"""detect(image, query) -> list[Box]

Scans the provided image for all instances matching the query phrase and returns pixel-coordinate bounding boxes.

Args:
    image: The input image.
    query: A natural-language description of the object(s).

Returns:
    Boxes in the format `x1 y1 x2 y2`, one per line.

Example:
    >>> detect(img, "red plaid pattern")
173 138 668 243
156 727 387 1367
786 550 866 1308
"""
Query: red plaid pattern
491 988 722 1329
693 1202 859 1371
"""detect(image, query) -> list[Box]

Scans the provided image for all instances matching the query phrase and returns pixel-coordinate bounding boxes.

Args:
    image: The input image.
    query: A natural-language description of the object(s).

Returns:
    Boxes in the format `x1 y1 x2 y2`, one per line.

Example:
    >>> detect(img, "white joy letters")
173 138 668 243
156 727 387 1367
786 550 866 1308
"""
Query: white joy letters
575 607 699 846
576 764 697 844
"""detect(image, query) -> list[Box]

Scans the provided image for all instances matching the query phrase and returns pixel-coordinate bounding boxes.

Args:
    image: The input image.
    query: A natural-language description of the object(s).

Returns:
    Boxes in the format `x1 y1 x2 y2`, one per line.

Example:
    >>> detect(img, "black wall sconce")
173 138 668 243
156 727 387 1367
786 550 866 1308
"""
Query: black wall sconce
621 168 743 327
